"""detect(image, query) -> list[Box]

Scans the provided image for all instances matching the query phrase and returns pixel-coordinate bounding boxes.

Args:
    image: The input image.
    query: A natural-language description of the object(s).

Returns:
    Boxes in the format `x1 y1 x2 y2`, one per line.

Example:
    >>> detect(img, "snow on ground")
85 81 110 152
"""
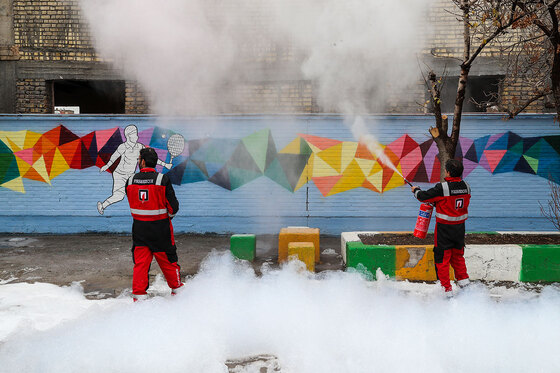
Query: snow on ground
0 252 559 373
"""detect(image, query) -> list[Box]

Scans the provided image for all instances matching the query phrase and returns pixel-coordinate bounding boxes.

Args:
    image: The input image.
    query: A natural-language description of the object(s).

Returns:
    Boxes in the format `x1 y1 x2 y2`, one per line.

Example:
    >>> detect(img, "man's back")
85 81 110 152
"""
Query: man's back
415 176 470 225
126 167 179 252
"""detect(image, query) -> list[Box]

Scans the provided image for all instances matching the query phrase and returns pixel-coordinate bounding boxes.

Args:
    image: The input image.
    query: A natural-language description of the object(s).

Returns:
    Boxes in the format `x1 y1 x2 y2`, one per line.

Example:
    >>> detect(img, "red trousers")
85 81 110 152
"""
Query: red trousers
435 248 469 292
132 246 182 295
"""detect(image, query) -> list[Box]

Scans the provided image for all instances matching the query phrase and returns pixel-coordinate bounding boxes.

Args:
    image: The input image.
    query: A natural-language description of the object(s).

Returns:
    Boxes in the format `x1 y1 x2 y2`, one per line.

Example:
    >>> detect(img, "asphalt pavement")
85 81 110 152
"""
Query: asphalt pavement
0 234 343 298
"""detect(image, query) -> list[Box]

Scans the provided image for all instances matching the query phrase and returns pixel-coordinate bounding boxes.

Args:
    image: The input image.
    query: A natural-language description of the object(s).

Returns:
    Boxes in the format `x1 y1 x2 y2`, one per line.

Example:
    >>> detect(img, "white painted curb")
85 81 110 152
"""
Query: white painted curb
340 231 379 264
340 231 557 282
494 231 560 235
464 245 522 282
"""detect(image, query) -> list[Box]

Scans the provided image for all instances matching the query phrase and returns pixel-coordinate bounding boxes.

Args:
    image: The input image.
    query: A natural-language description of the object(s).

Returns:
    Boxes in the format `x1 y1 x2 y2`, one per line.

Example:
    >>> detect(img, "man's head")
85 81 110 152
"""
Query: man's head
139 147 158 168
445 159 464 178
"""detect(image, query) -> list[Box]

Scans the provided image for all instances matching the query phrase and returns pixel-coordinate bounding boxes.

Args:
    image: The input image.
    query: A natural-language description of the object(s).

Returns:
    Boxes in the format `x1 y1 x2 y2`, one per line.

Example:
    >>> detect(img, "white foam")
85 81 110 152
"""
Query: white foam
0 252 559 372
321 248 337 256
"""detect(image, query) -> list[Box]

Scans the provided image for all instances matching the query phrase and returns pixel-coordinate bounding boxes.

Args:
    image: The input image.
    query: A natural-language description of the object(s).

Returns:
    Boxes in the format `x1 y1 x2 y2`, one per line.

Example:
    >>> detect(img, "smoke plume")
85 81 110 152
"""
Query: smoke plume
79 0 434 116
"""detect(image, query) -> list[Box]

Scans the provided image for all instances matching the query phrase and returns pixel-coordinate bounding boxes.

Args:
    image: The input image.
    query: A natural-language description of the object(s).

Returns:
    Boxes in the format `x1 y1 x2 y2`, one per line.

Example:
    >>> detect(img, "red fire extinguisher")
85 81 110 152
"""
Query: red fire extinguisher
413 203 433 239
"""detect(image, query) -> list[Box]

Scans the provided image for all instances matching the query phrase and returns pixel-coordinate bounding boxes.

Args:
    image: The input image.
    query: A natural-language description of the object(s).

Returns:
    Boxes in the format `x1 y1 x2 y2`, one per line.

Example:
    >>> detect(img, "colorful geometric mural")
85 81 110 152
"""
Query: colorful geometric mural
0 125 559 196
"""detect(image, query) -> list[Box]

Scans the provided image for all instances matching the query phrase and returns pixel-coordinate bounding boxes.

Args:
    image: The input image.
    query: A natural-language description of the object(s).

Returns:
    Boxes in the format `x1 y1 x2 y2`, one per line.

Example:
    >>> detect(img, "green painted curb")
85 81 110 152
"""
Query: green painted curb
346 242 396 280
230 234 256 262
520 245 560 282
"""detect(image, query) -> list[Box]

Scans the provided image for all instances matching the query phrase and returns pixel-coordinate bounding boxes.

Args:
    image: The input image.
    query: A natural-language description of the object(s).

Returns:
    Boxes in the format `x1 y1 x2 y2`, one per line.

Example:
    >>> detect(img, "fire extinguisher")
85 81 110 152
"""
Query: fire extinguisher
413 203 433 239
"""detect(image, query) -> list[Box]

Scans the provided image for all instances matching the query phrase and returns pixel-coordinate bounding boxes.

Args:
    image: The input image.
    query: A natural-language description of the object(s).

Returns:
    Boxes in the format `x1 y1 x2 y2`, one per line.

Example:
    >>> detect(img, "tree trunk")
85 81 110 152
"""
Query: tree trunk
552 44 560 119
430 116 455 181
547 0 560 119
436 140 452 181
433 1 471 182
451 66 470 154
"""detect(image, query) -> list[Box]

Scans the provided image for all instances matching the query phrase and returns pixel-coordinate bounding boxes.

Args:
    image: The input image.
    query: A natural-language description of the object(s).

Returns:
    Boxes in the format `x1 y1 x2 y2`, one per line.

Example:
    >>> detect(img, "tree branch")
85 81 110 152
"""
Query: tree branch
430 47 463 62
442 114 449 135
539 177 560 231
462 1 471 64
464 1 531 68
428 71 444 130
533 18 553 37
548 0 560 39
518 2 552 36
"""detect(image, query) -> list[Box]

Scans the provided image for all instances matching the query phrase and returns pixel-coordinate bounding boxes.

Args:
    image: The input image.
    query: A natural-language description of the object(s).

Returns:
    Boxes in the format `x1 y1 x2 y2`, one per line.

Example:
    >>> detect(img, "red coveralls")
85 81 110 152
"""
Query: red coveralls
125 167 183 297
414 177 471 292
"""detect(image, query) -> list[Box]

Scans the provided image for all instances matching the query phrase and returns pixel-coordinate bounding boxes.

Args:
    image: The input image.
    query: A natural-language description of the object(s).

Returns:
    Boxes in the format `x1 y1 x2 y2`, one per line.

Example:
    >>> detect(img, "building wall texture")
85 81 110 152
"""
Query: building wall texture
0 0 555 115
4 0 147 114
0 114 557 234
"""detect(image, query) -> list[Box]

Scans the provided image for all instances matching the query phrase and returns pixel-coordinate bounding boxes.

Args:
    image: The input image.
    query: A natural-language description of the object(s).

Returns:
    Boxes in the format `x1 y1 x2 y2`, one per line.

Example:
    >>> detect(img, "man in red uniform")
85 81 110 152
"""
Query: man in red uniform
411 159 471 295
125 147 184 301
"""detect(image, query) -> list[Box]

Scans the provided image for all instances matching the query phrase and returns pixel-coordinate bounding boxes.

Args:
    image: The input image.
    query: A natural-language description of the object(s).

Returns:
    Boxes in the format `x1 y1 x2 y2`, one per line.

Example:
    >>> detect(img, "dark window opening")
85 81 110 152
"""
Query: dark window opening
439 75 503 113
51 80 125 114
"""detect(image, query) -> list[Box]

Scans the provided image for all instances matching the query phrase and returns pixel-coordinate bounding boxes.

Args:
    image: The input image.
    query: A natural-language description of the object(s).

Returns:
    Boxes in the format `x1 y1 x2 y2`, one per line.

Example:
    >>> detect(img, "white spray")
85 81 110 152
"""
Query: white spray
349 116 412 186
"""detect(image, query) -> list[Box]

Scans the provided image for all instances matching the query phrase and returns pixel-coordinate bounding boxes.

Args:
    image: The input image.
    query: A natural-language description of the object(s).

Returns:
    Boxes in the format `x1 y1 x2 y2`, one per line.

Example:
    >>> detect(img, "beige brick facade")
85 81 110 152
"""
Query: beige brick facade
12 0 97 62
232 81 318 114
1 0 553 115
125 82 149 115
8 0 145 114
15 78 50 113
501 77 550 114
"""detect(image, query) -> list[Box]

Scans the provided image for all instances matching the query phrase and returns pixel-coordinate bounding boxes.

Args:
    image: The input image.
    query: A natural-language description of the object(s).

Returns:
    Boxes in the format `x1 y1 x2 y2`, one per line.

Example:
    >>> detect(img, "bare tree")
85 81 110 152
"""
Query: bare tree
497 0 560 119
482 1 560 230
425 0 532 180
540 178 560 230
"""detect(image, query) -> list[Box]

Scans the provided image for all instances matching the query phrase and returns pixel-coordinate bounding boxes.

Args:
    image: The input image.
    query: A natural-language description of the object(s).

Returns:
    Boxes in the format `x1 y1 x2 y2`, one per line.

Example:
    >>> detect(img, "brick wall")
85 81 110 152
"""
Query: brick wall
232 81 319 113
385 82 429 114
125 82 148 115
12 0 97 62
426 0 509 59
5 0 554 115
501 77 550 114
10 0 141 113
15 78 50 113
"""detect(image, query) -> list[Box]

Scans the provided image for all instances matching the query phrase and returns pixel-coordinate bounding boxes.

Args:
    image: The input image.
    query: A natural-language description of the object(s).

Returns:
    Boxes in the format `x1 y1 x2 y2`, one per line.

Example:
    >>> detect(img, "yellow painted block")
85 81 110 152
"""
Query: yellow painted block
278 227 320 263
288 242 315 272
395 245 455 281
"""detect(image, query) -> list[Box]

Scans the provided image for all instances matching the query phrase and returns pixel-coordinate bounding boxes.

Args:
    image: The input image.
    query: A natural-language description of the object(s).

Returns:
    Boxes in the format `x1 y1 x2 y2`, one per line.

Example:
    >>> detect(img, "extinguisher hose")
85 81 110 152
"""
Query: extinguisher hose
405 178 433 208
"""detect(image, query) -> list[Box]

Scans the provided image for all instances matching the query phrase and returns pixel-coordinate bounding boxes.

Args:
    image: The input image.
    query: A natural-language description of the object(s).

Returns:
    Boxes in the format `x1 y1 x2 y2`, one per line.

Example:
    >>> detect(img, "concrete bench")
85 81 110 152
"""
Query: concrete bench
287 242 315 272
278 227 320 263
346 242 454 281
230 234 256 262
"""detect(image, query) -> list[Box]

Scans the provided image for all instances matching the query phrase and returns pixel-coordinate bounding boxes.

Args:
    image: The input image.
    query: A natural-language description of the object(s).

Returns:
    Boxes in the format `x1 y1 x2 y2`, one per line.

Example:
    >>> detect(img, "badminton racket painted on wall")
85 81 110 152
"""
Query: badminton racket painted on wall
166 134 185 166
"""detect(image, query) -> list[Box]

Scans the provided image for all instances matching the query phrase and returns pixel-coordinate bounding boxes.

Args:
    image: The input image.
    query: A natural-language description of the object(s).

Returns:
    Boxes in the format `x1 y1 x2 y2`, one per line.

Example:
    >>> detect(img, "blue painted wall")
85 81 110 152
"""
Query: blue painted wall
0 114 558 234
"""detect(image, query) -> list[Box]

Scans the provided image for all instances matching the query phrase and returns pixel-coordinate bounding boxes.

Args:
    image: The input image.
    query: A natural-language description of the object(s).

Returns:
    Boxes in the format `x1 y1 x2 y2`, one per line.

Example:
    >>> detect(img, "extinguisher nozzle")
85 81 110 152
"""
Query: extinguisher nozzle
403 178 413 187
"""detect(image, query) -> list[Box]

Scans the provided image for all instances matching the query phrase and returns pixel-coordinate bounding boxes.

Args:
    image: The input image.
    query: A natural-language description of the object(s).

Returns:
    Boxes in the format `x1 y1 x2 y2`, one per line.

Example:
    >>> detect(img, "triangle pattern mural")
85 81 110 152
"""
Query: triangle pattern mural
0 126 558 194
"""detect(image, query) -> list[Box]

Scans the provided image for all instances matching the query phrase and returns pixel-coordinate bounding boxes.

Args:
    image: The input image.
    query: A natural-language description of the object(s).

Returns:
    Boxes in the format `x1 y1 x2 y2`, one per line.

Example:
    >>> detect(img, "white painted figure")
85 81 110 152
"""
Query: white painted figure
97 125 173 215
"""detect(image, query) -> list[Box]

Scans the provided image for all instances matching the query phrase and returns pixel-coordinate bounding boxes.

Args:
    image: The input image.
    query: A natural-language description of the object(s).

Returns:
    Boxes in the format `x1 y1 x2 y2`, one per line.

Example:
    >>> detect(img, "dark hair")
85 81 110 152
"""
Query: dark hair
139 147 158 168
445 159 463 177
